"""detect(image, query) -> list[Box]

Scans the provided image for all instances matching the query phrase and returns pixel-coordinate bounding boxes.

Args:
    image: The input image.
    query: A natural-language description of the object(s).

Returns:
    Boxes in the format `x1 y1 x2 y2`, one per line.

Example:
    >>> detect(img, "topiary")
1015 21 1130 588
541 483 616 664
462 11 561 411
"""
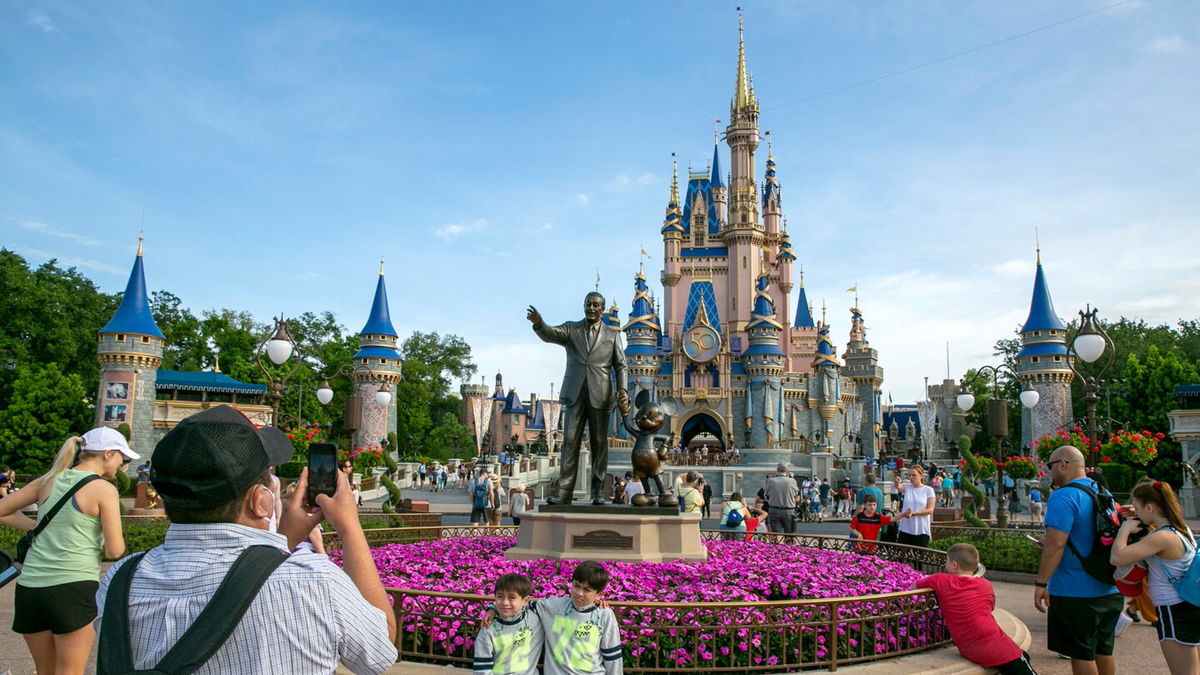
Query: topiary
957 434 988 528
381 473 402 509
115 423 132 440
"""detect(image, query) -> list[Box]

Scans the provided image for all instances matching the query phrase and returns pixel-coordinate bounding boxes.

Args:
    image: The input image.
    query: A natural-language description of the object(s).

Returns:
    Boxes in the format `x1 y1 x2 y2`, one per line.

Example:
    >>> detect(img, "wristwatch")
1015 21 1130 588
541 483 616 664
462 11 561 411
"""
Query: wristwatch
1034 581 1047 588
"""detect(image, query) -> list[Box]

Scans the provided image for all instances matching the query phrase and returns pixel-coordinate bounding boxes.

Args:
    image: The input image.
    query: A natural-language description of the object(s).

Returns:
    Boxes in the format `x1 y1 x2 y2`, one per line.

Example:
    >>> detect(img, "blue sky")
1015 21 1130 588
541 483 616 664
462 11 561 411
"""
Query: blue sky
2 1 1197 403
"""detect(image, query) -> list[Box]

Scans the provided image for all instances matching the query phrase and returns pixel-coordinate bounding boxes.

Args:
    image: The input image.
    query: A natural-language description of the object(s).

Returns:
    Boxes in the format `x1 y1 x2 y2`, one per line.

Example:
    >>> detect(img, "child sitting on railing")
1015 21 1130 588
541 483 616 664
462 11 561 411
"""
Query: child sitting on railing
915 543 1036 674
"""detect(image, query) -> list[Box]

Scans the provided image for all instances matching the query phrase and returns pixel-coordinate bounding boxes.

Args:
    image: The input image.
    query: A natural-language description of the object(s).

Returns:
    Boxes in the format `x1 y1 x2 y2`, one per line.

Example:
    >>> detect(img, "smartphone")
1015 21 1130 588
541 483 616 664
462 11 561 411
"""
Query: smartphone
1024 534 1041 544
307 443 339 506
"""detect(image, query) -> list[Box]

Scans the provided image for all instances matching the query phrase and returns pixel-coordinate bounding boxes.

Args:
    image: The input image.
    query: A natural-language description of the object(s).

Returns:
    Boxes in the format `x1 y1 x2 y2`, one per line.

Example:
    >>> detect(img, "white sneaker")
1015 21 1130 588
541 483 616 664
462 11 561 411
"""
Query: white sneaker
1114 610 1133 637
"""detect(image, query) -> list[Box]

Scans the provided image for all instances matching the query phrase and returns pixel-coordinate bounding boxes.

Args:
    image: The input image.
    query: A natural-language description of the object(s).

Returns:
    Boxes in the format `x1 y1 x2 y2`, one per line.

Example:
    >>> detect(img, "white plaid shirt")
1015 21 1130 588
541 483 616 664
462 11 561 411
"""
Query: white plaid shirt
96 523 397 675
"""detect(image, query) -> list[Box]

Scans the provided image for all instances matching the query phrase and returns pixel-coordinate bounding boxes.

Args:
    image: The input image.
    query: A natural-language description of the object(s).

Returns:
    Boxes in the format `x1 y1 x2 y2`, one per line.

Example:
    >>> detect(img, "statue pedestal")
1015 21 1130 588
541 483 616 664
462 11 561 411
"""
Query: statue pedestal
811 452 835 483
135 483 149 509
505 505 707 563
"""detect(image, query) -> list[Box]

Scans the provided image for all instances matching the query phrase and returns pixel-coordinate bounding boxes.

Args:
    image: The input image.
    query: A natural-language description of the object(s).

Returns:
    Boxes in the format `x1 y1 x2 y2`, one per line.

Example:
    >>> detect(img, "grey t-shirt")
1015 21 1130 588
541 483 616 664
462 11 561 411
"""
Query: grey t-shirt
764 474 800 510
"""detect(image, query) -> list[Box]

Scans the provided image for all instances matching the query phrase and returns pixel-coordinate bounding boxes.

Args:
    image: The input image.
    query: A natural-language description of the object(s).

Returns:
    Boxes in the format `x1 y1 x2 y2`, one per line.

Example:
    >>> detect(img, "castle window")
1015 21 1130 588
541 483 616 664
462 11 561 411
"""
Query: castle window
116 334 126 342
1034 331 1041 337
1053 356 1062 362
742 256 747 269
141 336 150 344
1031 357 1040 363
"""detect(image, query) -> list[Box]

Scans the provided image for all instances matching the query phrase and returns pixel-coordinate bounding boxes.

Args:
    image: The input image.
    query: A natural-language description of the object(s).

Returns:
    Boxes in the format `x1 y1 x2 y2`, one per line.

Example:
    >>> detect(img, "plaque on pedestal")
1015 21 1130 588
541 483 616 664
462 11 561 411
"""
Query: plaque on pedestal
505 507 707 563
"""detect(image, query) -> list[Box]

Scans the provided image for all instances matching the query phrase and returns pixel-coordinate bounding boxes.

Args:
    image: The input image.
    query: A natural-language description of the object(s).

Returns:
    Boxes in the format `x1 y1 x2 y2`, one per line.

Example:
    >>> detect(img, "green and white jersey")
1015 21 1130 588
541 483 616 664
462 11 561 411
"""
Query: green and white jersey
532 597 623 675
474 606 543 675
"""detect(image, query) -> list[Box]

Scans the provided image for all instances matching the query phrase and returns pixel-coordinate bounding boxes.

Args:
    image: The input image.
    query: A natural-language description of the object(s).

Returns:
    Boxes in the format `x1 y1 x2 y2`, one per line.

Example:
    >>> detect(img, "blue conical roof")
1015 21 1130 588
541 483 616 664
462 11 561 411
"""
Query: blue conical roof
624 273 660 332
1021 262 1066 332
793 285 815 328
360 274 398 336
710 145 725 188
99 251 164 338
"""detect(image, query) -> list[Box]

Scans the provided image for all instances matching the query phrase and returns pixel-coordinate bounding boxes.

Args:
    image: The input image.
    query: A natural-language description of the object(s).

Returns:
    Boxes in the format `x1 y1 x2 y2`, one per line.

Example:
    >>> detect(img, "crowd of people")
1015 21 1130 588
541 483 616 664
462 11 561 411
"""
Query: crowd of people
3 420 1197 675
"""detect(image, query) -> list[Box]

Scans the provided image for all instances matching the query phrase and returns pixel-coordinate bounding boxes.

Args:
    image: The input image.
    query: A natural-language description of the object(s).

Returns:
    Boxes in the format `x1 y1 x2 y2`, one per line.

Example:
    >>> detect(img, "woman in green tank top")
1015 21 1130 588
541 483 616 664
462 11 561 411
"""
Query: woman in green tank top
0 428 134 675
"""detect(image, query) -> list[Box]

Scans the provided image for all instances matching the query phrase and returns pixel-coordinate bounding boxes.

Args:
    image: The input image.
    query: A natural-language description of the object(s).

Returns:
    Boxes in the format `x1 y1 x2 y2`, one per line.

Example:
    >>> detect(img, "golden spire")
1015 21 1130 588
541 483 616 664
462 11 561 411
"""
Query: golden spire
1035 227 1041 265
137 212 144 257
379 256 385 276
821 300 827 326
670 155 679 204
799 264 804 287
767 135 774 162
733 9 755 113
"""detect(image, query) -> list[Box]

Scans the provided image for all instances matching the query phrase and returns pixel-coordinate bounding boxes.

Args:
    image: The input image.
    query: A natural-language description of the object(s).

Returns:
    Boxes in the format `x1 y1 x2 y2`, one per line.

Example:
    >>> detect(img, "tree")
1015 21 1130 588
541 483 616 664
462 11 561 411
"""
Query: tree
0 363 91 472
425 412 472 460
151 290 206 371
0 250 118 408
394 332 477 457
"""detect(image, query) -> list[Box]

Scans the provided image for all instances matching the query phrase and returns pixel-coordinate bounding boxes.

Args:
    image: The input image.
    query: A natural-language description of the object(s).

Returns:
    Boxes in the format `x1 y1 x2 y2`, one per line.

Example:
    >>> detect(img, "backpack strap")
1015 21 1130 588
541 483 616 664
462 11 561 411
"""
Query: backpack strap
1058 481 1104 564
31 474 102 538
1149 526 1197 587
97 552 148 674
99 545 289 675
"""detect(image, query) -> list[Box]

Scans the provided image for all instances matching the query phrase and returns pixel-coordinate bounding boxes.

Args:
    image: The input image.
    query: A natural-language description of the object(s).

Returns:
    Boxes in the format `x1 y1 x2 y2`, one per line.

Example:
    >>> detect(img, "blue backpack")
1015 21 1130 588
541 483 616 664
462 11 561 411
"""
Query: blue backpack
472 480 490 508
1154 527 1200 607
724 505 744 527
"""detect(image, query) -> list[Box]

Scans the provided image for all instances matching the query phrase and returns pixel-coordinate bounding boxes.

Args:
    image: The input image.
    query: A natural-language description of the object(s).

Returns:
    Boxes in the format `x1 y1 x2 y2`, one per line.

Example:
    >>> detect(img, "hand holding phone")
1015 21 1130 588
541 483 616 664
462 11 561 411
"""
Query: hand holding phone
1025 533 1043 549
307 443 339 507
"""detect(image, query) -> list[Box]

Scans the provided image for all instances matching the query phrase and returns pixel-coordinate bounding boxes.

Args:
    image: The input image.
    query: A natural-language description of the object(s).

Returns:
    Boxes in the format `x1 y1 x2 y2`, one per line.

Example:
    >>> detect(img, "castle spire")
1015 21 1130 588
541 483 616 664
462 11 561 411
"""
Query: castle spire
732 9 757 114
710 144 724 188
360 271 398 337
1021 256 1066 332
624 271 661 333
100 237 164 338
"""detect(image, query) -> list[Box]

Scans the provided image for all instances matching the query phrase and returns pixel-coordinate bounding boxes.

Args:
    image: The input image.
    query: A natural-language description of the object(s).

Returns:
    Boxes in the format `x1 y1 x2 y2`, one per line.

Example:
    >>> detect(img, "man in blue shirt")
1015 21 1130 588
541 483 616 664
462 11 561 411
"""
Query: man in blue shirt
853 474 884 516
1034 445 1121 674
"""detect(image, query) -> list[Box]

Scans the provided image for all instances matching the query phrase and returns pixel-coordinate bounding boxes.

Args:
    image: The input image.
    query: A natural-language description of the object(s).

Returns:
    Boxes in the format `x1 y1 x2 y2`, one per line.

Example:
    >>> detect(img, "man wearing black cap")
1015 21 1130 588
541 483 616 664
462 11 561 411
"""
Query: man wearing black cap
95 405 398 674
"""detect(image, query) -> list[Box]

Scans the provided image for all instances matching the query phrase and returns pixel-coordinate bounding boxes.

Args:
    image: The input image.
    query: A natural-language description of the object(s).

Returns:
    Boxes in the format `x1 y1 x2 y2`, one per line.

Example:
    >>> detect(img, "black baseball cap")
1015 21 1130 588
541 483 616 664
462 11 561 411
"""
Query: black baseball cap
151 405 293 509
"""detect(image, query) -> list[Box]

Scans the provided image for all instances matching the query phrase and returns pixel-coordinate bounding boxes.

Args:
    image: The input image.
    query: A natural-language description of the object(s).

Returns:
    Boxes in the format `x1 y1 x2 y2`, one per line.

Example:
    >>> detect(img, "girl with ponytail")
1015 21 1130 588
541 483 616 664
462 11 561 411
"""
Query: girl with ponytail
1110 480 1199 674
0 428 136 675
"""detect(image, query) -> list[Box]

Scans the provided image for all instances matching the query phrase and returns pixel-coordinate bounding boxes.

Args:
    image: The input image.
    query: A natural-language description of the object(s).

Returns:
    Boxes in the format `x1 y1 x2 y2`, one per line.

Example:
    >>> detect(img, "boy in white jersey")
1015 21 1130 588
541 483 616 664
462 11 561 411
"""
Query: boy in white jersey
474 573 543 675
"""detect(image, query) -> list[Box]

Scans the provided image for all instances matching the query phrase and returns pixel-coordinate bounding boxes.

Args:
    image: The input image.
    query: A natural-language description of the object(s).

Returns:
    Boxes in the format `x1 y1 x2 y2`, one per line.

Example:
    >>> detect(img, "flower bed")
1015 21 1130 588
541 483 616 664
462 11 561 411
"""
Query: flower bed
341 536 949 671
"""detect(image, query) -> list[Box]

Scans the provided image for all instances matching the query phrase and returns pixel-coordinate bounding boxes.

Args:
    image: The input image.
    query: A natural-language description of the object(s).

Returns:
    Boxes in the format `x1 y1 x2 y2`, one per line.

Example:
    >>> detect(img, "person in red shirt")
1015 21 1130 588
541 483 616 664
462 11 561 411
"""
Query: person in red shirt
916 543 1036 674
848 495 892 552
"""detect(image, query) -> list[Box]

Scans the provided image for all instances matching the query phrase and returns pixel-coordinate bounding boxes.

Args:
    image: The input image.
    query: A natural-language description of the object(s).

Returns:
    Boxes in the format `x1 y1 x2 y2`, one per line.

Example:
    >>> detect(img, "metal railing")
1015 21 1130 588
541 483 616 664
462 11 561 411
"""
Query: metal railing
376 528 950 672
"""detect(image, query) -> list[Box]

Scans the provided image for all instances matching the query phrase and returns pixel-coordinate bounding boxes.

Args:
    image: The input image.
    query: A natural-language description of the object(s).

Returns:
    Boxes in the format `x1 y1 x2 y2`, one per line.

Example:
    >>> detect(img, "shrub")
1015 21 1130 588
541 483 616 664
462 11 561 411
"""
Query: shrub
1099 430 1162 466
931 533 1040 574
1033 427 1095 462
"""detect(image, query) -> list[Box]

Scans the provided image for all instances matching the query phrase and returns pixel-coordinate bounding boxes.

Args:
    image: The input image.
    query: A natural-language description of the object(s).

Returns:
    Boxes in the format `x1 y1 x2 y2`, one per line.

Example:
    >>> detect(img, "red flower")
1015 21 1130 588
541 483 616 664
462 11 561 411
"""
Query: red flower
1102 456 1112 463
287 433 294 439
1132 449 1139 454
1155 433 1165 440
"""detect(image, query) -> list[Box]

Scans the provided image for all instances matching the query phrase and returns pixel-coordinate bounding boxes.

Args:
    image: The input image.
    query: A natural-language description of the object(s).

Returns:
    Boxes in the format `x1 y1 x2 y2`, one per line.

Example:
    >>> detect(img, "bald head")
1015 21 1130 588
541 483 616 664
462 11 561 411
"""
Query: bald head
1048 445 1086 485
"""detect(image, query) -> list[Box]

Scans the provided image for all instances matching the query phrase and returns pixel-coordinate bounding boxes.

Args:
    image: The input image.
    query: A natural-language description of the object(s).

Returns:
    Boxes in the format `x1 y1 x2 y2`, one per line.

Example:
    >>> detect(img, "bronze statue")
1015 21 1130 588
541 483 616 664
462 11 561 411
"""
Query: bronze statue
528 292 629 505
621 402 674 507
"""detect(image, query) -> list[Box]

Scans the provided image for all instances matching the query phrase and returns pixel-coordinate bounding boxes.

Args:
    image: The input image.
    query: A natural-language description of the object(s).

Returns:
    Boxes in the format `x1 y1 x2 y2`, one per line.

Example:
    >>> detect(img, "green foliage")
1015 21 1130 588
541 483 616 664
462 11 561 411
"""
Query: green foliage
277 460 305 479
0 363 91 472
381 473 403 507
1097 462 1147 493
394 332 476 459
113 470 133 497
956 434 988 528
0 251 119 411
931 532 1041 574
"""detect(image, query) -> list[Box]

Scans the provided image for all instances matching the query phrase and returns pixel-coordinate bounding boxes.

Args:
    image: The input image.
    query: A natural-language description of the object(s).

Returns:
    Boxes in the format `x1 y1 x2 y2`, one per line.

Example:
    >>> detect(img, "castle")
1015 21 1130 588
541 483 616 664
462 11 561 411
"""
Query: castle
607 16 884 459
94 239 401 454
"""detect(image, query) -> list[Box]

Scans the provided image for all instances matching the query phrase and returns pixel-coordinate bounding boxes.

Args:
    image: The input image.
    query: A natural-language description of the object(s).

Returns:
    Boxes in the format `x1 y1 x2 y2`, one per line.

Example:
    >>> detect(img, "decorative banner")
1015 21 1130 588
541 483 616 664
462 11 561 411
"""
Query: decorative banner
544 401 563 453
846 402 863 439
470 396 495 456
917 399 938 456
789 405 798 439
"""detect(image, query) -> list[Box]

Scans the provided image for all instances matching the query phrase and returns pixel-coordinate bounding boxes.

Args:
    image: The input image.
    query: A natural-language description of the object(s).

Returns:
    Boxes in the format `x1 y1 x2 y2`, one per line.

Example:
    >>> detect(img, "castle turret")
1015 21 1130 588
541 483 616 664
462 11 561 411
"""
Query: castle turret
842 304 884 458
741 273 785 447
788 269 818 374
352 262 403 449
710 143 727 225
96 236 164 455
722 12 764 333
661 158 684 298
624 272 662 406
762 145 781 236
811 318 842 421
603 301 621 329
1015 252 1074 447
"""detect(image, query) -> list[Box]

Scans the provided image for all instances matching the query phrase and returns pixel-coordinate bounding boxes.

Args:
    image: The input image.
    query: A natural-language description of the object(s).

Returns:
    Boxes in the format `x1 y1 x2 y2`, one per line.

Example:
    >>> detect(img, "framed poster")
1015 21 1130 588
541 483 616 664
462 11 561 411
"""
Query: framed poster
103 404 128 423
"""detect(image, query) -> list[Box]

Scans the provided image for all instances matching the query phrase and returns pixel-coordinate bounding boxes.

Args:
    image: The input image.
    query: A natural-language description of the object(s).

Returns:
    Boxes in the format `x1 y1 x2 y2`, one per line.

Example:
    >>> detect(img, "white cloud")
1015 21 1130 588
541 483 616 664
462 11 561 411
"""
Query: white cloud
17 218 103 246
636 172 657 186
433 218 487 240
542 223 554 230
1145 36 1189 54
574 193 591 207
26 9 57 33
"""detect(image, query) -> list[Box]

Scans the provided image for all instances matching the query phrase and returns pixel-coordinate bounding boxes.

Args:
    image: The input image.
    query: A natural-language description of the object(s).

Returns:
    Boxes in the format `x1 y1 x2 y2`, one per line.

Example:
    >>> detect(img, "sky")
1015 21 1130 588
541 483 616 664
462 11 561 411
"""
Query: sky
2 0 1197 403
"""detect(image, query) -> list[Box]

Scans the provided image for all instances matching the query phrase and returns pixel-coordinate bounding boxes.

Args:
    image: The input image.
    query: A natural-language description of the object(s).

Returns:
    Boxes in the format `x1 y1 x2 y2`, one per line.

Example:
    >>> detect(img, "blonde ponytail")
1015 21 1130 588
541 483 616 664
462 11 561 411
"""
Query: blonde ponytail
46 436 84 481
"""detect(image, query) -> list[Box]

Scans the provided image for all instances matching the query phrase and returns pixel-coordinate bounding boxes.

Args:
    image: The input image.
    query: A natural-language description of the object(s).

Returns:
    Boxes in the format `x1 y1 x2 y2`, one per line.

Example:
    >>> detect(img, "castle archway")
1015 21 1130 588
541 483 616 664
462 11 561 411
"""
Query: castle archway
679 410 726 451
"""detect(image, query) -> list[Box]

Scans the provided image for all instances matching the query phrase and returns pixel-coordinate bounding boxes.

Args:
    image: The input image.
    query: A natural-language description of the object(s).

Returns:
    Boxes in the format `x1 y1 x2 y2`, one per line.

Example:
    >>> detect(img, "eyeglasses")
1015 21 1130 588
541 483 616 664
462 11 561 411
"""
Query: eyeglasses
1047 459 1069 470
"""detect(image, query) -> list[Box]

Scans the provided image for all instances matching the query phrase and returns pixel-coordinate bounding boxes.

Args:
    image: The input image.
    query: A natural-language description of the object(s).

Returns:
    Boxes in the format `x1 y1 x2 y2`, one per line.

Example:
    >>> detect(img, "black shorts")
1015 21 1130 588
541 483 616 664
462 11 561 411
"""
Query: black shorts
1047 593 1122 660
12 580 99 635
994 651 1036 675
470 507 489 523
1155 601 1200 645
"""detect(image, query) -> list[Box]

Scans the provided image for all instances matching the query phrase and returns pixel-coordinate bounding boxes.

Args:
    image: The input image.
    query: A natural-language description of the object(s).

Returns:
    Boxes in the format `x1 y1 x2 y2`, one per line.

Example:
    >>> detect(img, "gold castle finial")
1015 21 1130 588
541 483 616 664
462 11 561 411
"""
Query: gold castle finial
733 8 755 113
380 256 385 276
595 268 601 292
1035 227 1041 265
821 300 827 327
799 264 804 287
670 154 679 203
137 212 144 257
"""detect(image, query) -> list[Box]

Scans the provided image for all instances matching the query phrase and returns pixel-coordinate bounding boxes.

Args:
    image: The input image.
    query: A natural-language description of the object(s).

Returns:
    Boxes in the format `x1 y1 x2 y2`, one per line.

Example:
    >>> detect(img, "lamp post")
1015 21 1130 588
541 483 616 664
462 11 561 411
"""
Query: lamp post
958 363 1040 529
256 316 302 425
314 363 394 450
1065 305 1117 468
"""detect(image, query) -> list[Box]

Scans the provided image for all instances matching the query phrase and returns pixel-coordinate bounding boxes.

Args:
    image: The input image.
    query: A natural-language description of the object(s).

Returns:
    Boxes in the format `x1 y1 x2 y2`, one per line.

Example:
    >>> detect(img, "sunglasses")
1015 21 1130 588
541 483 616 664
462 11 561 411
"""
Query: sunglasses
1046 459 1069 470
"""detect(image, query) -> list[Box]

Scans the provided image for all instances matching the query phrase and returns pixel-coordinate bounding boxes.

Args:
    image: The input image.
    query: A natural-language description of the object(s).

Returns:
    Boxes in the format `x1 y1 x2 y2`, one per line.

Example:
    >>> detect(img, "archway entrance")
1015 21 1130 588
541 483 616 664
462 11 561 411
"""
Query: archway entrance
680 411 726 451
